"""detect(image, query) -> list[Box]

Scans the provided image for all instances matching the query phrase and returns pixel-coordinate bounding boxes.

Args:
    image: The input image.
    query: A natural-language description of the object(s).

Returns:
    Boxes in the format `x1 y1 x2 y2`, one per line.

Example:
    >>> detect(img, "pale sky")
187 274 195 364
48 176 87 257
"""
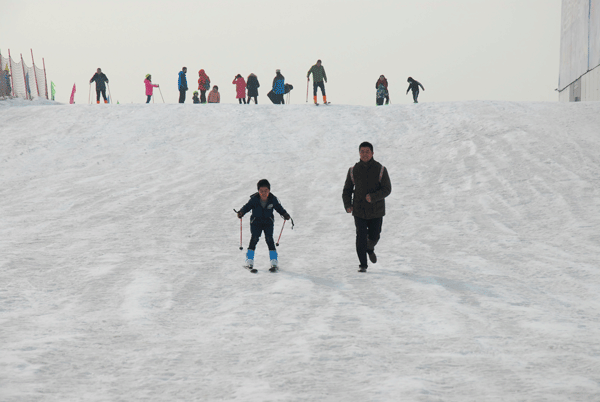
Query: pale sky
1 0 562 105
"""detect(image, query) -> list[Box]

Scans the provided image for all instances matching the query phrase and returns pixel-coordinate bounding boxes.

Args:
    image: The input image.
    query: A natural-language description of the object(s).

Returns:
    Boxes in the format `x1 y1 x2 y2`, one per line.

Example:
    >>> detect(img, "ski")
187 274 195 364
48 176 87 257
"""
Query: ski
244 265 258 274
314 102 331 106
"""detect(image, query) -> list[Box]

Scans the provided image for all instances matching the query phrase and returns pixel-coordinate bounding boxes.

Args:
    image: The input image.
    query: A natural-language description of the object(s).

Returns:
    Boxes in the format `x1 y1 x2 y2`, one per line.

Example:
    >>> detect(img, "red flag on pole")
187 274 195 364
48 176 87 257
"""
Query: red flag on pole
70 83 76 104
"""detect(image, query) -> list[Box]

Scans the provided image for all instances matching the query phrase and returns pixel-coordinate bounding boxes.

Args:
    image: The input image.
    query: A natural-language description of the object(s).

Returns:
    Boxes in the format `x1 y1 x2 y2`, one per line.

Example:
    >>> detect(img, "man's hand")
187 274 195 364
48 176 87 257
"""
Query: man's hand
366 194 372 203
346 207 353 213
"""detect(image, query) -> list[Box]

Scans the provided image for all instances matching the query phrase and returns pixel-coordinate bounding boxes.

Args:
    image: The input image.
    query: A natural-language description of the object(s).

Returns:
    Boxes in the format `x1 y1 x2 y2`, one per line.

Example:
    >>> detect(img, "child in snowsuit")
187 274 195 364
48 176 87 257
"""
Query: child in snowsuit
237 179 291 270
144 74 159 103
192 91 200 104
233 74 246 104
207 86 220 103
406 77 424 103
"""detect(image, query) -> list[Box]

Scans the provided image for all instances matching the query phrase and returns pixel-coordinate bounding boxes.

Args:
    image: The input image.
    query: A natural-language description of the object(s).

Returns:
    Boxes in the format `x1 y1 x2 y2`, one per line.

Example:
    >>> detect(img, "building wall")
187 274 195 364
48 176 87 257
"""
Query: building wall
558 0 600 101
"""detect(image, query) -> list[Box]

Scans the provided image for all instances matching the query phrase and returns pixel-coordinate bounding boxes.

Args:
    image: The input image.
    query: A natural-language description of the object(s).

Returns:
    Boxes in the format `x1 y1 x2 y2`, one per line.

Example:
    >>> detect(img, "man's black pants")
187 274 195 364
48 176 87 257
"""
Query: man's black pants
313 81 326 96
354 216 382 267
179 89 186 103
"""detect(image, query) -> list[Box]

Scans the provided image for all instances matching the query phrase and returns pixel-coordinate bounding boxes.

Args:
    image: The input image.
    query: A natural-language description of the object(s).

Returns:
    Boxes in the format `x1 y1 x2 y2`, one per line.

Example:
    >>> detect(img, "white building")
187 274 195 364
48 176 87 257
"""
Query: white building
558 0 600 101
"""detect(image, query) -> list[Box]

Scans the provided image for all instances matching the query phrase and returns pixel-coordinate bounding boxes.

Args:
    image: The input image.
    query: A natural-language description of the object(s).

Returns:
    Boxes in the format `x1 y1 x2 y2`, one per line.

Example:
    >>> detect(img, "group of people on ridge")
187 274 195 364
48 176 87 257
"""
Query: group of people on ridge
87 61 424 105
236 141 391 273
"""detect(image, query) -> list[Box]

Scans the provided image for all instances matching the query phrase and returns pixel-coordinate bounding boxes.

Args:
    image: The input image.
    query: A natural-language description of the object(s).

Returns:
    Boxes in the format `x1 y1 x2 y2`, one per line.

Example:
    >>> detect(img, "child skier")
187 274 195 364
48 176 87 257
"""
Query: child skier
144 74 159 103
192 91 200 104
207 85 220 103
406 77 425 103
236 179 291 272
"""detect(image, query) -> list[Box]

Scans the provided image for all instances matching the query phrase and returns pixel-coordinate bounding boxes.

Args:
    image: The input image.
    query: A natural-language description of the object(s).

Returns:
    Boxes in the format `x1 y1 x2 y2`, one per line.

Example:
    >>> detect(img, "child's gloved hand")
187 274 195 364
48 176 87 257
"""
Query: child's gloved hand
237 211 244 218
283 213 291 220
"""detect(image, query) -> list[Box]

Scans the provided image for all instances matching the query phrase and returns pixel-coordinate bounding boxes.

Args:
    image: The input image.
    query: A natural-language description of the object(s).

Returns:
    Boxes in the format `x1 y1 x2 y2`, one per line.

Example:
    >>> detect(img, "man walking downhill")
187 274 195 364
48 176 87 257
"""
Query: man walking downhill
307 59 327 104
342 142 392 272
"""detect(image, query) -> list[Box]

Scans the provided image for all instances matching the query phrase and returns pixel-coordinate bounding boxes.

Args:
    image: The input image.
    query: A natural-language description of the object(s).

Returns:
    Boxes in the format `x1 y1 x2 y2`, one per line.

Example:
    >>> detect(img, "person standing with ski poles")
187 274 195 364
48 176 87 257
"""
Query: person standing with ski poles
178 67 188 103
236 179 291 272
90 68 109 104
342 142 392 272
406 77 424 103
144 74 159 103
307 59 327 105
270 70 285 104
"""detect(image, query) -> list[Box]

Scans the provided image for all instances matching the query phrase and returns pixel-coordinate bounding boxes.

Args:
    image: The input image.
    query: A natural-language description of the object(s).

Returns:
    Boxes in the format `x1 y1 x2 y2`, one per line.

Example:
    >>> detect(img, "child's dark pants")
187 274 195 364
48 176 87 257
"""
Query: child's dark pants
249 220 276 251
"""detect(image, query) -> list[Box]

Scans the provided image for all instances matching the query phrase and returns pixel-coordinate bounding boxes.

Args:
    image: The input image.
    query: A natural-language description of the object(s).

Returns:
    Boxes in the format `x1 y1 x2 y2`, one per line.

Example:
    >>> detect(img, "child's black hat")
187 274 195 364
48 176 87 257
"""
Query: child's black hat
257 179 270 190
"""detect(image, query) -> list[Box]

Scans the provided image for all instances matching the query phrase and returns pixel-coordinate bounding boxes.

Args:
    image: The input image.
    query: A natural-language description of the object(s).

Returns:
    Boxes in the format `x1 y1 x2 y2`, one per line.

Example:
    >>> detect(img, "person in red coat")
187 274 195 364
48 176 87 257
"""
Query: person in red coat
197 69 210 103
144 74 159 103
375 75 389 105
233 74 247 104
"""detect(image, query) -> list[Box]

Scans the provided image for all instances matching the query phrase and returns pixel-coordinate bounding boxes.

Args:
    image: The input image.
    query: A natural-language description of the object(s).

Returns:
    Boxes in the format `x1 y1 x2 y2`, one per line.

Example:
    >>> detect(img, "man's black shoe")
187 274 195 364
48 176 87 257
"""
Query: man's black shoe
367 250 377 264
358 265 368 272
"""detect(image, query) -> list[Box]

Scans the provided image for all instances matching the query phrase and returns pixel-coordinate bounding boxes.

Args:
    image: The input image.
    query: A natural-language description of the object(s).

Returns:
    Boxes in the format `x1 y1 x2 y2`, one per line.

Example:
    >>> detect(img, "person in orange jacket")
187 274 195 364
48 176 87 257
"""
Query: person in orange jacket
207 85 220 103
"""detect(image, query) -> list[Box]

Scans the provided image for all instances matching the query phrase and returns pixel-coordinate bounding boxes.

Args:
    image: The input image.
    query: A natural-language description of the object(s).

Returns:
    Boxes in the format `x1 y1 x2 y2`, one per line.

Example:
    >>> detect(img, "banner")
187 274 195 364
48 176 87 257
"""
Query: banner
70 83 76 104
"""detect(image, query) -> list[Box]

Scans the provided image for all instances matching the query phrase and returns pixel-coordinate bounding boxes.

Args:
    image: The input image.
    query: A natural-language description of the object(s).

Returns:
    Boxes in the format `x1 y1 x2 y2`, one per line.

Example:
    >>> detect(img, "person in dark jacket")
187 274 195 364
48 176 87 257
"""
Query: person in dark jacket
192 91 200 104
342 142 392 272
375 75 389 105
237 179 291 270
307 59 327 104
90 68 109 104
178 67 188 103
246 73 260 104
406 77 424 103
271 70 285 104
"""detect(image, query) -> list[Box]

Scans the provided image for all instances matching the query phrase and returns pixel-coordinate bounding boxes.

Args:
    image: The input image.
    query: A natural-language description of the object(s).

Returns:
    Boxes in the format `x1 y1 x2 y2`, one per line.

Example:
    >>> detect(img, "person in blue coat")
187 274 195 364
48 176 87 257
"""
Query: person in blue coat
178 67 188 103
237 179 291 269
271 69 285 104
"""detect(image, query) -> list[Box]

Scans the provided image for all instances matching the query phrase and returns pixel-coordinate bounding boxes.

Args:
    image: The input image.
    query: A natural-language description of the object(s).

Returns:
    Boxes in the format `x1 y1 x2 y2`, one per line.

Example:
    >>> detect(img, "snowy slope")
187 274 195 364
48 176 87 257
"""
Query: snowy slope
1 100 600 401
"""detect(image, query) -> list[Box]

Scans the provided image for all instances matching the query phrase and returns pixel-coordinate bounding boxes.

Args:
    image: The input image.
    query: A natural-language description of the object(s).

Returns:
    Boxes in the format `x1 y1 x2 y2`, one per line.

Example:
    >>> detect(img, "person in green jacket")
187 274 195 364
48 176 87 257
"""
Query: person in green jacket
342 142 392 272
307 59 327 104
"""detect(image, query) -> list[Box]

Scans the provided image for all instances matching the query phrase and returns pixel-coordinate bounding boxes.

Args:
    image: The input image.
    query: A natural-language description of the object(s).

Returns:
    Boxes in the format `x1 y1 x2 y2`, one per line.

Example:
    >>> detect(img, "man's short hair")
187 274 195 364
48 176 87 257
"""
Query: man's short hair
359 142 373 152
257 179 271 190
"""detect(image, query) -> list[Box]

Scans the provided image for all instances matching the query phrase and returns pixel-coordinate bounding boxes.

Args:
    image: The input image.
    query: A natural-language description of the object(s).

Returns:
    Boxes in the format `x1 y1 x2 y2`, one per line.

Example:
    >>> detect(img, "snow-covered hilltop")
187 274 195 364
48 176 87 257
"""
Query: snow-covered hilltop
1 100 600 401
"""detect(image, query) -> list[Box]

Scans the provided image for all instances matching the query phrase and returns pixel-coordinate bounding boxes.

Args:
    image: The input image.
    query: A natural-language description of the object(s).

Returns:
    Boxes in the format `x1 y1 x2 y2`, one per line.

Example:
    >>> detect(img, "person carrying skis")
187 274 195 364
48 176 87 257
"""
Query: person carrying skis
207 85 220 103
236 179 291 271
342 142 392 272
307 59 327 104
375 75 389 105
246 73 260 104
406 77 424 103
271 69 285 104
232 74 247 104
144 74 159 103
197 69 210 103
178 67 188 103
90 68 109 104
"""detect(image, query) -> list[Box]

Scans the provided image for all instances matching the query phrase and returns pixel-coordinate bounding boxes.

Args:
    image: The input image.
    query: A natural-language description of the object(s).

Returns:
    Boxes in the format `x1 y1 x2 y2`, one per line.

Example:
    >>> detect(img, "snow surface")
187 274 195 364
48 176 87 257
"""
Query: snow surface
1 99 600 401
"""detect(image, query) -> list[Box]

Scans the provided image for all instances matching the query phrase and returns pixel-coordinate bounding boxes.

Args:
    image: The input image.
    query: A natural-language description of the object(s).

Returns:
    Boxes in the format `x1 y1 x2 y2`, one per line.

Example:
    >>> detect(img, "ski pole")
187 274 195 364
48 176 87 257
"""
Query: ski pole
158 86 165 103
88 83 91 104
276 220 286 247
107 83 112 104
234 209 243 250
306 78 309 102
